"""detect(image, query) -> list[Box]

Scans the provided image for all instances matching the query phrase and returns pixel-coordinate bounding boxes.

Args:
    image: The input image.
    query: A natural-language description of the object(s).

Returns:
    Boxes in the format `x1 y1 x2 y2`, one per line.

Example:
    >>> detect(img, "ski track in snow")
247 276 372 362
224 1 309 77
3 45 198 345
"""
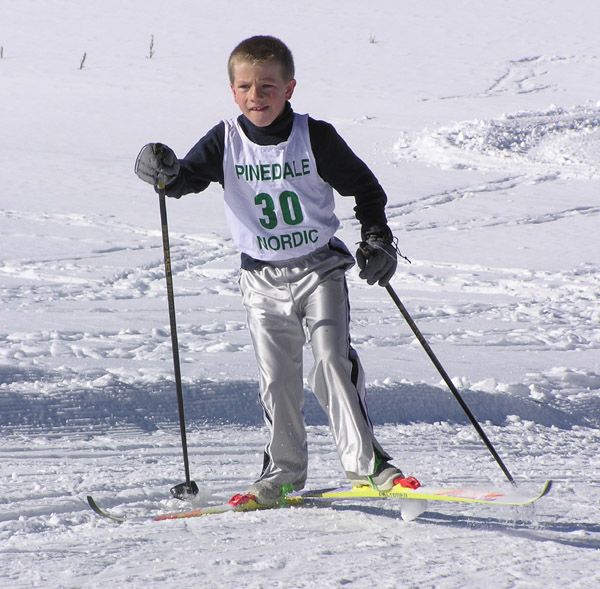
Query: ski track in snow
0 208 240 303
1 425 599 588
424 53 600 102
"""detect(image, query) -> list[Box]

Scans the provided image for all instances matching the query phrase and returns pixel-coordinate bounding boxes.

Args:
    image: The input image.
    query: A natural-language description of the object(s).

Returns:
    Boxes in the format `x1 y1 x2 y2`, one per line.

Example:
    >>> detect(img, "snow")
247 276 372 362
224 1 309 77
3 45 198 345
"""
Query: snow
1 0 599 587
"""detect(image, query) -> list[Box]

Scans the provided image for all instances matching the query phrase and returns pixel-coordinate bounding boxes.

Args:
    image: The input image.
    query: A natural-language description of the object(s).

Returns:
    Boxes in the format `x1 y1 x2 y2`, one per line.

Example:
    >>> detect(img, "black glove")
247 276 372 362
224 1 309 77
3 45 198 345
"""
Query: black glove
356 225 398 286
134 143 180 187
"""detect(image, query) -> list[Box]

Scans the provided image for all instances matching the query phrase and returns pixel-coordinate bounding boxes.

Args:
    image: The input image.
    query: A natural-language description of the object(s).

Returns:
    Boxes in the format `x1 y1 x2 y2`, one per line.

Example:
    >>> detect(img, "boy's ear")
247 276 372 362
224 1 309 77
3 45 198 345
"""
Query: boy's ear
285 79 297 100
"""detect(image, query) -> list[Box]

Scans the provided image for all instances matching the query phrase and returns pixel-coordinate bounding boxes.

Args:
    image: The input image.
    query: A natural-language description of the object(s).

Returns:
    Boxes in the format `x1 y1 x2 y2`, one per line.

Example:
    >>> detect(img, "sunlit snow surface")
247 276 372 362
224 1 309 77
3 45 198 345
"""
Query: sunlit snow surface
1 1 599 587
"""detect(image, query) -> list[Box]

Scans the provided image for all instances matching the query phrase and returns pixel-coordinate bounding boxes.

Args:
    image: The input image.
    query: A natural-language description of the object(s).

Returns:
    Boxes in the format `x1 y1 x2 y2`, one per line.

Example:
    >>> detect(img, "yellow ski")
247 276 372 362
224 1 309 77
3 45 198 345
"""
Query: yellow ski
299 479 552 507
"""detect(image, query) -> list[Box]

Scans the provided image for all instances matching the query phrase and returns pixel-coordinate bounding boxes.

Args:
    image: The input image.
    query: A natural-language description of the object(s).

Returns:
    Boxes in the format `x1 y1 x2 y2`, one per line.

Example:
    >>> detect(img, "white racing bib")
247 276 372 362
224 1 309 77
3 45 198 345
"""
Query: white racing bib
222 113 340 261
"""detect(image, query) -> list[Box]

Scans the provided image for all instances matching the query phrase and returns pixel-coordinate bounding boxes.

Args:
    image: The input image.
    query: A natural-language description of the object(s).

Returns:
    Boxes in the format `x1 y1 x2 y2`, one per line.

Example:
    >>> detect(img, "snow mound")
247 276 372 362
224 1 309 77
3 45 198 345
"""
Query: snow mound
396 104 600 179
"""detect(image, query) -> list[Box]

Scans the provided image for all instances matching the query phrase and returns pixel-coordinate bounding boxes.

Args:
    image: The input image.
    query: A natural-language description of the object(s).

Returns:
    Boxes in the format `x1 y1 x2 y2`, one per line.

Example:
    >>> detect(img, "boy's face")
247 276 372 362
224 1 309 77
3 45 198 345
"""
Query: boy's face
230 59 296 127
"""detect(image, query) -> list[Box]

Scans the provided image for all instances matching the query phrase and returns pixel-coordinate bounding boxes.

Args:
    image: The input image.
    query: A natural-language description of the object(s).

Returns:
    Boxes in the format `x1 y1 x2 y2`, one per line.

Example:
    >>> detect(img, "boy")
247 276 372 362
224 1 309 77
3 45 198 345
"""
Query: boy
135 35 411 506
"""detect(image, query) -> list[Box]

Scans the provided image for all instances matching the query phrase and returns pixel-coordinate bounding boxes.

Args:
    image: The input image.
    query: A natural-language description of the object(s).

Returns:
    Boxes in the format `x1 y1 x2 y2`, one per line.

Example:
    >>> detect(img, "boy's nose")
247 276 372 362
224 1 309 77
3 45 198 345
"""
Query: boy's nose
249 84 262 100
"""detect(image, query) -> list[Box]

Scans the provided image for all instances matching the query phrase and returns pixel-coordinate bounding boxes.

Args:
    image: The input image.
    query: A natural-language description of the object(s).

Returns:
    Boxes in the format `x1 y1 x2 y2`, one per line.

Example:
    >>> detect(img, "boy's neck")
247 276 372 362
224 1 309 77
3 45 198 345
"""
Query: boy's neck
238 102 294 146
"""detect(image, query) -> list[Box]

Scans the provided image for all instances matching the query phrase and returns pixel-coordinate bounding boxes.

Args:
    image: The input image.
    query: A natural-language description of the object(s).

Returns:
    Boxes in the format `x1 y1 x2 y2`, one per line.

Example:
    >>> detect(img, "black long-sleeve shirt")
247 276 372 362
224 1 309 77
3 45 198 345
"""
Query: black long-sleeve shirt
166 103 389 232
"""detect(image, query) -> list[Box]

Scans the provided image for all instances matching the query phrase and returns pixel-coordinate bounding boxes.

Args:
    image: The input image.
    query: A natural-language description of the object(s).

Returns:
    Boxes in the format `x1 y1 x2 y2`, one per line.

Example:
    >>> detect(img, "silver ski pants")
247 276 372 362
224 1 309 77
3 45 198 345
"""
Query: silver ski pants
239 243 390 490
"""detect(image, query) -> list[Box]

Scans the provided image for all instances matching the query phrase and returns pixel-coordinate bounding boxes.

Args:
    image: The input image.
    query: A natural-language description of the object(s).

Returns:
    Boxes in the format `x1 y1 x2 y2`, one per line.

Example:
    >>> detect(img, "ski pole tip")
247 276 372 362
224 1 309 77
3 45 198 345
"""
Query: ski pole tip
170 480 199 500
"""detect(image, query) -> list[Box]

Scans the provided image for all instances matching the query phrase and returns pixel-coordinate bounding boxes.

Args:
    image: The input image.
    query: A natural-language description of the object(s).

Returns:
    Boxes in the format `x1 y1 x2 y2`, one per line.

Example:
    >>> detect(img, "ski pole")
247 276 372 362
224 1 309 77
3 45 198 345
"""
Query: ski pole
385 284 516 486
157 179 198 498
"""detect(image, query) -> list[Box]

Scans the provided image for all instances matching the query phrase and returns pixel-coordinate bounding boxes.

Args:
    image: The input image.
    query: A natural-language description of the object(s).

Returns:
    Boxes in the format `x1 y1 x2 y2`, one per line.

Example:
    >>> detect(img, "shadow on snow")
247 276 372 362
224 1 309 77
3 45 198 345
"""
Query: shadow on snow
0 367 591 433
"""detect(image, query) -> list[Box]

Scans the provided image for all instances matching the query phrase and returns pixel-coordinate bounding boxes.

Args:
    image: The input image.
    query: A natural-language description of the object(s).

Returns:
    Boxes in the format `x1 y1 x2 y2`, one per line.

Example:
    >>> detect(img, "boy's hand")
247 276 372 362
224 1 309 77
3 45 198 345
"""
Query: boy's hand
135 143 180 187
356 226 398 286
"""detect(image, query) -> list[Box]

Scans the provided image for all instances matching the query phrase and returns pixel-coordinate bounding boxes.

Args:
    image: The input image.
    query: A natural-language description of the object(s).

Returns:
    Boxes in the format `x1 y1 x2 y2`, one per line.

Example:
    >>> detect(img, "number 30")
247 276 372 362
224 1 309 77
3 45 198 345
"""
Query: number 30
255 191 304 229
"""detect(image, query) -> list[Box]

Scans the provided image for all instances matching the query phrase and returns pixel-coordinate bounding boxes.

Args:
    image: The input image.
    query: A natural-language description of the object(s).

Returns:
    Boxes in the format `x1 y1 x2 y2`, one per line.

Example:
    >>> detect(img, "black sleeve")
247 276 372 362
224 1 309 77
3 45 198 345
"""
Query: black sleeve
165 122 225 199
307 118 388 230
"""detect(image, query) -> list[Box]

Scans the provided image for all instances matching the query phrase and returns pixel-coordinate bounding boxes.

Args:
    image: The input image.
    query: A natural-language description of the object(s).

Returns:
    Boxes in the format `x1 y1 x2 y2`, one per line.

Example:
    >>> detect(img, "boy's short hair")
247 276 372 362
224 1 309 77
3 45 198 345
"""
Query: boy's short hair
228 35 295 82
